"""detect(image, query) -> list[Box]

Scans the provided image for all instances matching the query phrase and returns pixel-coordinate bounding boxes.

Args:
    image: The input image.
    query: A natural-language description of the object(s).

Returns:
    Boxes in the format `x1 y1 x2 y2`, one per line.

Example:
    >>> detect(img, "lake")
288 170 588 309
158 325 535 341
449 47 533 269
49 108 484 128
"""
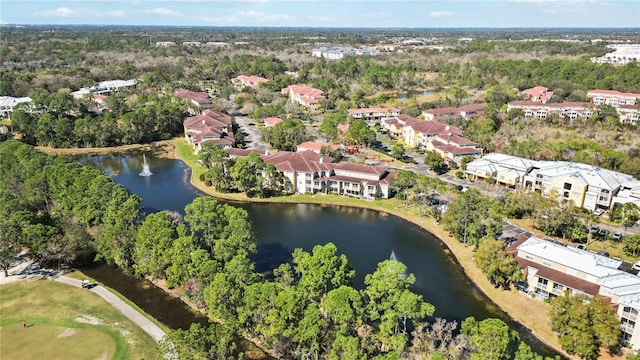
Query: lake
74 152 559 357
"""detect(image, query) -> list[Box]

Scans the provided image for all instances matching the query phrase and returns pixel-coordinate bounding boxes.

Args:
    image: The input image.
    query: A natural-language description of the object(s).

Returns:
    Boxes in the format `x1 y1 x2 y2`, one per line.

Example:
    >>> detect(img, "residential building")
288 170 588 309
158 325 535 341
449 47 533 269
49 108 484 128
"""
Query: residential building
264 117 284 128
173 88 213 112
231 75 270 90
506 101 596 120
422 103 487 120
587 90 640 107
348 107 400 123
422 107 458 121
380 114 417 138
617 105 640 125
281 85 325 110
71 79 138 98
0 96 32 119
466 153 640 211
262 150 396 199
403 119 463 149
509 236 640 350
182 42 202 47
183 110 234 153
465 153 534 188
426 134 482 165
521 86 554 103
458 103 487 118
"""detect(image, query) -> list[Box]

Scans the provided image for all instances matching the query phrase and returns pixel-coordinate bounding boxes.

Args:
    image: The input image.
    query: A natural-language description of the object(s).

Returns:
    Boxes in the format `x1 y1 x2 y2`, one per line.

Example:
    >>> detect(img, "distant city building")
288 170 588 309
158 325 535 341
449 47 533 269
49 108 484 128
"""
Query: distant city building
587 89 640 107
182 41 202 47
0 96 32 119
155 41 176 47
281 85 325 110
231 75 271 90
507 101 596 120
591 44 640 65
521 86 554 103
311 46 380 60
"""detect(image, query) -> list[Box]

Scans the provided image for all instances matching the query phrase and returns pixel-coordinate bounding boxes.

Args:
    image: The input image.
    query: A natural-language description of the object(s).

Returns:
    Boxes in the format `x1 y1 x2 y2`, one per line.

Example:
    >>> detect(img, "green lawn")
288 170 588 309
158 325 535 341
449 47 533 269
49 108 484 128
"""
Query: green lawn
0 279 159 360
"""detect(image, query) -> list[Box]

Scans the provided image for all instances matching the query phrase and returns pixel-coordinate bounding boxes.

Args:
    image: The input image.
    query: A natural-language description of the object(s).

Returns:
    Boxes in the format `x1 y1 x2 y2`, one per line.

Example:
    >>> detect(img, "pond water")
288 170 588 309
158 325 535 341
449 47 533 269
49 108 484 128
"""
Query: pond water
74 153 559 357
398 90 433 101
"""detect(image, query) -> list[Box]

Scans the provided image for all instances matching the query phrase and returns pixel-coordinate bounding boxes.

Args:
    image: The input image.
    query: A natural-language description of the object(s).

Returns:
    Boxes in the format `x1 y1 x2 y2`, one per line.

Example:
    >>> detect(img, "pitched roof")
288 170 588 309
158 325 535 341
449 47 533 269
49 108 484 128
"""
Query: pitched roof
332 161 387 176
264 117 284 127
587 89 640 98
235 75 270 84
348 107 400 115
407 120 462 136
282 85 324 99
458 103 487 114
422 107 458 116
174 88 212 108
265 150 334 174
522 86 549 98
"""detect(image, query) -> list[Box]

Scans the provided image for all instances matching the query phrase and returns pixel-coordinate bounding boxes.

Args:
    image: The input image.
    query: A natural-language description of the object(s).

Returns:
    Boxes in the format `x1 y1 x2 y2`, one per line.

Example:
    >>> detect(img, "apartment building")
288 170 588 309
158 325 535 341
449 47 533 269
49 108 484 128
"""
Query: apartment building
281 85 325 110
588 90 640 107
422 103 487 121
348 107 400 123
173 88 213 112
231 75 270 90
262 150 396 199
506 101 596 120
617 105 640 125
183 110 234 153
521 86 554 103
0 96 32 119
466 153 640 211
509 236 640 349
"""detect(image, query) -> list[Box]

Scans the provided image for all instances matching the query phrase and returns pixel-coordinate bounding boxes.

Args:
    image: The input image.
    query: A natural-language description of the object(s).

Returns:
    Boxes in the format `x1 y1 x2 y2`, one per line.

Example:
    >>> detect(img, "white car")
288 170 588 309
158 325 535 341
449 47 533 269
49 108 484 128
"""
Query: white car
593 208 605 216
633 261 640 272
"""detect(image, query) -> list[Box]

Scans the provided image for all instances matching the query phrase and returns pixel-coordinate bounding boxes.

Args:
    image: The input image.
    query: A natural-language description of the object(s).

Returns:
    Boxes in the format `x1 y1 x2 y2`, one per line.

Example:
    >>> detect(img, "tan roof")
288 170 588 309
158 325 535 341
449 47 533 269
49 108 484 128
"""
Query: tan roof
522 86 549 98
264 117 284 127
332 162 387 176
297 141 340 152
458 103 487 114
265 150 334 174
235 75 270 85
422 107 458 116
174 88 212 108
587 89 640 98
408 120 463 136
282 85 324 100
348 107 400 115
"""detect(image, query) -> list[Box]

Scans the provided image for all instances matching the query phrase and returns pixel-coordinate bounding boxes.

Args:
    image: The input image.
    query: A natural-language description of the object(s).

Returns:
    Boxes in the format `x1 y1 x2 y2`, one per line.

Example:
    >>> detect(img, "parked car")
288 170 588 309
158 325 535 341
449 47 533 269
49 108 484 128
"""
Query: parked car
589 226 600 235
612 232 623 241
577 244 586 250
597 250 610 258
597 228 608 238
593 208 605 216
633 261 640 271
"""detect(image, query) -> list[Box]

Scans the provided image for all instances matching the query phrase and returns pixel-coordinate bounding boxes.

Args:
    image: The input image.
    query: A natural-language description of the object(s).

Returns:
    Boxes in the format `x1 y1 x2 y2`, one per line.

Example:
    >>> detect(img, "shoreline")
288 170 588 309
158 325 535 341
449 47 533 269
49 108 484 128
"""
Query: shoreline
171 139 574 359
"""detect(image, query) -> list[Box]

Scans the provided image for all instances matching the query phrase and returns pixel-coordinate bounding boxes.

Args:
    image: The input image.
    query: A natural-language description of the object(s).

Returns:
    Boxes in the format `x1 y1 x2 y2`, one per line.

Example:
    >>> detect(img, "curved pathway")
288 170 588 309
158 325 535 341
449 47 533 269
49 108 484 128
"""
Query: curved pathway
0 257 166 343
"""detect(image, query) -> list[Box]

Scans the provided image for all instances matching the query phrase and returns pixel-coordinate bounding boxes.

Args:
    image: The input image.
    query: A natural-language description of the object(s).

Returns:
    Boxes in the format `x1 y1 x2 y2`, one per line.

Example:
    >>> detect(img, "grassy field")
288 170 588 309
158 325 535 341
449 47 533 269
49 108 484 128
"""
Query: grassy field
0 279 159 360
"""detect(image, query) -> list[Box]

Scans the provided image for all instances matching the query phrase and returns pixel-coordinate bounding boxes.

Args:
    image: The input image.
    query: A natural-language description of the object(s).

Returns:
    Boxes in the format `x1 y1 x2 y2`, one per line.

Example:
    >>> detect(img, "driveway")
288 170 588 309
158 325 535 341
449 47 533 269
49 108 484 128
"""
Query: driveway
234 115 266 152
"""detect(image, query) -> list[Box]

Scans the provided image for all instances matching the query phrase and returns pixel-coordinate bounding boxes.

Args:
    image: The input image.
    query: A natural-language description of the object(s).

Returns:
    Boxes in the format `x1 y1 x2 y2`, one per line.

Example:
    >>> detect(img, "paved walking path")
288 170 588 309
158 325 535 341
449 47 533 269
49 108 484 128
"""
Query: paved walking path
0 256 167 343
54 276 167 342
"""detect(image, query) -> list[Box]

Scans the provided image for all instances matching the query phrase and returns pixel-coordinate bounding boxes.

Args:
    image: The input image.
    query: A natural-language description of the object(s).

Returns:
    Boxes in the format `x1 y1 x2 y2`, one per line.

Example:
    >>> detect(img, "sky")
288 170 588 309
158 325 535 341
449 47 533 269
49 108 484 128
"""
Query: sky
1 0 639 28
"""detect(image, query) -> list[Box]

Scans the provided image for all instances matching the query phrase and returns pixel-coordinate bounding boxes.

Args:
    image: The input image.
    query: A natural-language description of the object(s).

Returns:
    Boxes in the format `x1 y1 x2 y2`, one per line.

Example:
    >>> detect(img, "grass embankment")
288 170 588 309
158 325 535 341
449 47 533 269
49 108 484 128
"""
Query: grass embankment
0 279 159 360
173 138 572 358
36 139 176 157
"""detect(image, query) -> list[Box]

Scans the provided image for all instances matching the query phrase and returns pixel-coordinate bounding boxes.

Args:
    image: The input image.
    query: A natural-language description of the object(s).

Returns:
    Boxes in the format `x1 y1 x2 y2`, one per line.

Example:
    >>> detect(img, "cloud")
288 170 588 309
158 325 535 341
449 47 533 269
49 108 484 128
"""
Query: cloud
429 11 453 17
236 10 293 22
145 7 181 16
105 10 126 17
35 7 79 17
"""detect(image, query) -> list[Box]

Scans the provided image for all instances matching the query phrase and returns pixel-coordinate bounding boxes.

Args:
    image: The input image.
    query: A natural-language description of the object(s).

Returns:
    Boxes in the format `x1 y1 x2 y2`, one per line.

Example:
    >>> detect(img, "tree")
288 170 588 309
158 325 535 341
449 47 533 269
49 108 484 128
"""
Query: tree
461 317 519 360
158 322 237 360
410 318 470 360
133 211 178 279
363 260 435 354
0 219 21 277
623 233 640 257
229 152 265 195
442 189 500 247
549 293 619 360
423 150 448 174
474 238 523 289
392 170 417 208
263 118 309 151
346 119 376 147
391 143 405 160
293 243 355 301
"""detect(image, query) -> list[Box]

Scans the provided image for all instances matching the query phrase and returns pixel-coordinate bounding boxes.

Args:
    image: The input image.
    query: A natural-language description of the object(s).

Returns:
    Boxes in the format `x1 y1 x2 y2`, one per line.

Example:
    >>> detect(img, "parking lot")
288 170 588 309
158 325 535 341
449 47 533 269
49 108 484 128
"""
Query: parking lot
234 115 266 152
500 220 534 241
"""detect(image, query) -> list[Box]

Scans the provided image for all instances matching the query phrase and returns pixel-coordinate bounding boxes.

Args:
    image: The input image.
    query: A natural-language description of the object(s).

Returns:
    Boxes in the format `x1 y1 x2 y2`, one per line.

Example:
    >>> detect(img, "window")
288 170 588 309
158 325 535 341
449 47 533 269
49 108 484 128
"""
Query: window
563 183 572 190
